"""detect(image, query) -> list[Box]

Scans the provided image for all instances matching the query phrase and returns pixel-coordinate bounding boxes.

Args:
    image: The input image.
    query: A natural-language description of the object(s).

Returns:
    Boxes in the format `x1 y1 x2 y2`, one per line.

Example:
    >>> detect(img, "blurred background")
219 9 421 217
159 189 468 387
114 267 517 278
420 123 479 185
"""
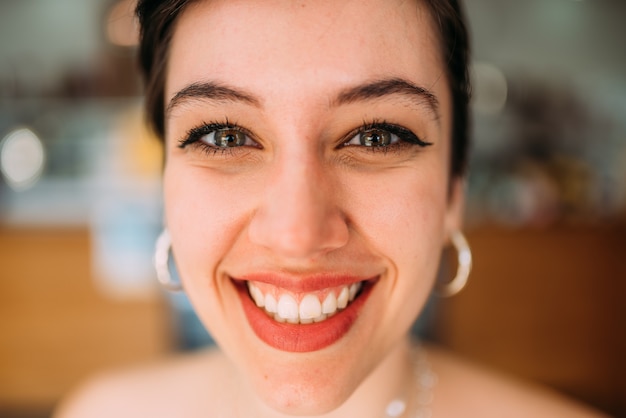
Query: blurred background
0 0 624 417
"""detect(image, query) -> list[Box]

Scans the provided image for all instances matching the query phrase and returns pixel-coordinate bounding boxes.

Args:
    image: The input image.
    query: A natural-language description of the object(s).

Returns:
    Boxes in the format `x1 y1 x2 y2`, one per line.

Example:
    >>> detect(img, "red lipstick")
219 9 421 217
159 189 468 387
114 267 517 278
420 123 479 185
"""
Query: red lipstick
234 279 374 352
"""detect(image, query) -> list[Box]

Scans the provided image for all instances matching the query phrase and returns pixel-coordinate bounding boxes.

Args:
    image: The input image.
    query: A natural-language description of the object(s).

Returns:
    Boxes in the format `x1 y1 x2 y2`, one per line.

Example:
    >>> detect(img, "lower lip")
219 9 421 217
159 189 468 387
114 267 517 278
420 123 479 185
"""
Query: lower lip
235 280 375 353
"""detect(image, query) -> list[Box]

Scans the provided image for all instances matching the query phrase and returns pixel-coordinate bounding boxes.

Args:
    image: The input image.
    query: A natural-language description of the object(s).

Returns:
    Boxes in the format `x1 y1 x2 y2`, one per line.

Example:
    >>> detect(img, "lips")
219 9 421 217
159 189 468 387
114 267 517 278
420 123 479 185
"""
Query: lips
233 276 376 352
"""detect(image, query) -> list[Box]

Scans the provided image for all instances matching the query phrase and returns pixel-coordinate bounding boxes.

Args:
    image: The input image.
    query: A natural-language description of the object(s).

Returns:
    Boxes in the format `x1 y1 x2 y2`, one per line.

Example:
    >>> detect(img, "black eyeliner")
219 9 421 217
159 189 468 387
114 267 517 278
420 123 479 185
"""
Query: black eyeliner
361 121 433 147
178 120 233 149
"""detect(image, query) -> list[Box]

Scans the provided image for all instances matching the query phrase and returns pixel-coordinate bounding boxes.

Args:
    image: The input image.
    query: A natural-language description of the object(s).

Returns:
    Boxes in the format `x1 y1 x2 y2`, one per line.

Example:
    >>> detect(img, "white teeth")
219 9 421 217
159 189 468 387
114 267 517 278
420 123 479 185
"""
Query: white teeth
247 282 265 307
313 313 327 322
349 282 362 302
277 294 299 321
322 292 337 314
299 294 322 320
247 282 365 324
337 287 349 309
264 294 277 313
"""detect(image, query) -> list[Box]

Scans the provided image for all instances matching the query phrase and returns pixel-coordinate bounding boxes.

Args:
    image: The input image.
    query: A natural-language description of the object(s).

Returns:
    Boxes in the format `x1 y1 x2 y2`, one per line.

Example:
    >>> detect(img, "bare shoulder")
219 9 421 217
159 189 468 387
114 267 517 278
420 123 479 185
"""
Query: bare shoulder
53 347 231 418
426 345 609 418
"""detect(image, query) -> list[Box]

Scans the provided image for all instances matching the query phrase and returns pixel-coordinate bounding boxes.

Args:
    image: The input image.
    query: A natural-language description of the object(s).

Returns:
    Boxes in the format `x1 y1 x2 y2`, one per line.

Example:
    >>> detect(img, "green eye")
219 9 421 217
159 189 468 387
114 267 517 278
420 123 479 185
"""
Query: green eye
358 129 393 147
345 128 398 148
341 122 433 151
207 128 248 148
178 122 261 155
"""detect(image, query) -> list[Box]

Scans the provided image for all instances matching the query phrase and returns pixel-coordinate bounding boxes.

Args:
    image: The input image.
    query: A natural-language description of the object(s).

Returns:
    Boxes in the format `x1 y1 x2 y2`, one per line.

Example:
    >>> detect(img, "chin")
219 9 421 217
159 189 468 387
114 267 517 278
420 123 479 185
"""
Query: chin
220 277 384 416
248 359 361 416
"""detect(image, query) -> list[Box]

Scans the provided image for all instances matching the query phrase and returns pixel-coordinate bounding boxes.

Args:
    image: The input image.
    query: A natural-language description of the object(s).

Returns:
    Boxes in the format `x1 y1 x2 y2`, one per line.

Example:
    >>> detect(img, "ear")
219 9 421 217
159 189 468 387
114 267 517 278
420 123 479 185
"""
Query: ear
444 176 465 239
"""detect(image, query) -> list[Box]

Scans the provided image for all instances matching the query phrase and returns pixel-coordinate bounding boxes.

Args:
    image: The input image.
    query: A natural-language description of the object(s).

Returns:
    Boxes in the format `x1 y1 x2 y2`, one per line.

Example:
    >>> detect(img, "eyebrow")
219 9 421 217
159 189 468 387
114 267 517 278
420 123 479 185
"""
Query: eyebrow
333 78 440 118
167 77 439 118
167 81 261 116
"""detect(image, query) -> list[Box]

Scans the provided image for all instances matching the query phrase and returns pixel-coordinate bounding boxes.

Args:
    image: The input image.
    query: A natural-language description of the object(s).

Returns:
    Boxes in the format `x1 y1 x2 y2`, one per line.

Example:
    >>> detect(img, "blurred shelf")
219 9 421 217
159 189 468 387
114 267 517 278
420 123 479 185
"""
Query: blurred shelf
435 224 626 416
0 227 174 414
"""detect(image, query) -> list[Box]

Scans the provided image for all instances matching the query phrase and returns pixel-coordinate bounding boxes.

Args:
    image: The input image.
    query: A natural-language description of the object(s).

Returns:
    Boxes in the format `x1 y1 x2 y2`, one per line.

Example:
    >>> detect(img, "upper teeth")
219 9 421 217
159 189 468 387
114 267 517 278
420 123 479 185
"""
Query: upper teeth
247 281 363 324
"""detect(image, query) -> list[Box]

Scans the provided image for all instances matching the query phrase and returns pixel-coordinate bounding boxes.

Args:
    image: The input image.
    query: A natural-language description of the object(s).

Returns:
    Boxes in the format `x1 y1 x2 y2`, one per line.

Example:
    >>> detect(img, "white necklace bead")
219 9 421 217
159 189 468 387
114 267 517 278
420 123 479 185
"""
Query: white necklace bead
383 343 436 418
385 399 407 417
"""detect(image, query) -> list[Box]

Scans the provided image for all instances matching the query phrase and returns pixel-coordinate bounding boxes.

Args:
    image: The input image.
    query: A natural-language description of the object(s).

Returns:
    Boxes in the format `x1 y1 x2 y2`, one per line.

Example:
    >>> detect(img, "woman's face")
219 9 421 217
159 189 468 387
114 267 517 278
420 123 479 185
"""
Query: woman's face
164 0 462 414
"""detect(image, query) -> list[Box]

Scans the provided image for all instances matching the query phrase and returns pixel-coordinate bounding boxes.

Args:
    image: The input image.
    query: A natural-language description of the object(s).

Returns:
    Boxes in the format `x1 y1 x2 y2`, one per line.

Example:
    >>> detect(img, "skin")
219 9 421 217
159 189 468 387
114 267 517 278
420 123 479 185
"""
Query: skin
163 0 462 415
52 1 610 416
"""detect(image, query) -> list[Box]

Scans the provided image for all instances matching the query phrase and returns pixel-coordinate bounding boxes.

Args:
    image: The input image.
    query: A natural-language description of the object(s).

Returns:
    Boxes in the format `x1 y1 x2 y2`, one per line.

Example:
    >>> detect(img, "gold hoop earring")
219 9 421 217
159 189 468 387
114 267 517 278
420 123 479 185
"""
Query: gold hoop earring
154 229 183 291
436 230 472 297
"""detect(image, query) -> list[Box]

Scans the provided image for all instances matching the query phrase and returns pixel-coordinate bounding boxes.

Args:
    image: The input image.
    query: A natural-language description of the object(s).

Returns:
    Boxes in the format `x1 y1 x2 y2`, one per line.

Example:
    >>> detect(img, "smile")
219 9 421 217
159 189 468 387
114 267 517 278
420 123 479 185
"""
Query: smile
246 281 363 324
233 275 377 352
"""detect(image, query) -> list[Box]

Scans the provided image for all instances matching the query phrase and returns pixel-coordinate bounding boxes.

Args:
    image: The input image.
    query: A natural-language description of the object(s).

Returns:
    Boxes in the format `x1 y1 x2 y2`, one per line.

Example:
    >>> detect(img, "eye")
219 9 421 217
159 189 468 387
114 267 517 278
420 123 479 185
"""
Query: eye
201 128 248 148
202 127 255 148
345 128 398 147
178 122 260 153
342 122 432 149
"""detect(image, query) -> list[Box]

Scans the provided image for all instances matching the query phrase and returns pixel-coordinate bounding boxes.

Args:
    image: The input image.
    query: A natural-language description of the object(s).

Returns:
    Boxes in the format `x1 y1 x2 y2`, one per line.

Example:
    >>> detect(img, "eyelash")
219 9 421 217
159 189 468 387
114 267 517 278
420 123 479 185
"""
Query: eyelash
341 120 432 153
177 119 258 157
177 119 432 156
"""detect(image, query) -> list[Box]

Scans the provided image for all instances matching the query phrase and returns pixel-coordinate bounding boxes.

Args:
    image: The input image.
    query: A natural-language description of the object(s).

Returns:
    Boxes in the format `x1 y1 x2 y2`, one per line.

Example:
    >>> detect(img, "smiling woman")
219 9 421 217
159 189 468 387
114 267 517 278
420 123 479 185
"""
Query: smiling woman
53 0 607 417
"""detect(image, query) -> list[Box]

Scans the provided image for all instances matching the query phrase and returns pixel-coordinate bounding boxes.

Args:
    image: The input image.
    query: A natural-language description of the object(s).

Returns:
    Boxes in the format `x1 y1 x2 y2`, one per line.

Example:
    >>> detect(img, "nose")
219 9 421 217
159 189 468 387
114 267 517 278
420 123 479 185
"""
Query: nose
248 152 349 260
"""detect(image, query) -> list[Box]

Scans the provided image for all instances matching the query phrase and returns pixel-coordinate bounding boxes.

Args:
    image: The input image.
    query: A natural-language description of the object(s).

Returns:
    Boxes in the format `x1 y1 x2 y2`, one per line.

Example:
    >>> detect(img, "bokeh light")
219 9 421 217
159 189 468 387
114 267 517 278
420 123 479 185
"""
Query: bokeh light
472 61 508 115
0 128 46 191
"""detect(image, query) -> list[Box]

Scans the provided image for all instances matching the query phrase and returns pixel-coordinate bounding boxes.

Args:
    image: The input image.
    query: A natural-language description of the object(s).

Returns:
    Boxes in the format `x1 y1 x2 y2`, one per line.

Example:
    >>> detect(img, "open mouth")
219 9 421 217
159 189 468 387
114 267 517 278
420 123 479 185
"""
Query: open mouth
234 277 377 352
246 281 364 324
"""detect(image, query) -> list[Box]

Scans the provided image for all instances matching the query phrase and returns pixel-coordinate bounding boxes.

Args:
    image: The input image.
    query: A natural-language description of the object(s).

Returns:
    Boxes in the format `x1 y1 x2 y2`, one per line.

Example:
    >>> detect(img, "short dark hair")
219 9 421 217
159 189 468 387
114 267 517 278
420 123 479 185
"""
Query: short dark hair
136 0 471 175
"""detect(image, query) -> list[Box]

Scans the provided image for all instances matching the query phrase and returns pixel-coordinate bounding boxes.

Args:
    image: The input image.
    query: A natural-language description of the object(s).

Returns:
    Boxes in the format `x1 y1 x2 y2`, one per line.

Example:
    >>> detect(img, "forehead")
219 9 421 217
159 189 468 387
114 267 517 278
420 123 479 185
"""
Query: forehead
167 0 447 109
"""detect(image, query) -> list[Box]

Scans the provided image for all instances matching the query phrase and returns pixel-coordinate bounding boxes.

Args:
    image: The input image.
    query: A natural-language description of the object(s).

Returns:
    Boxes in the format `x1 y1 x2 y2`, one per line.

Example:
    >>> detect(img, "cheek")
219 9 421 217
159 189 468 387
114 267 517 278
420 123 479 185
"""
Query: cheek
344 167 448 265
341 165 448 336
162 162 255 286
